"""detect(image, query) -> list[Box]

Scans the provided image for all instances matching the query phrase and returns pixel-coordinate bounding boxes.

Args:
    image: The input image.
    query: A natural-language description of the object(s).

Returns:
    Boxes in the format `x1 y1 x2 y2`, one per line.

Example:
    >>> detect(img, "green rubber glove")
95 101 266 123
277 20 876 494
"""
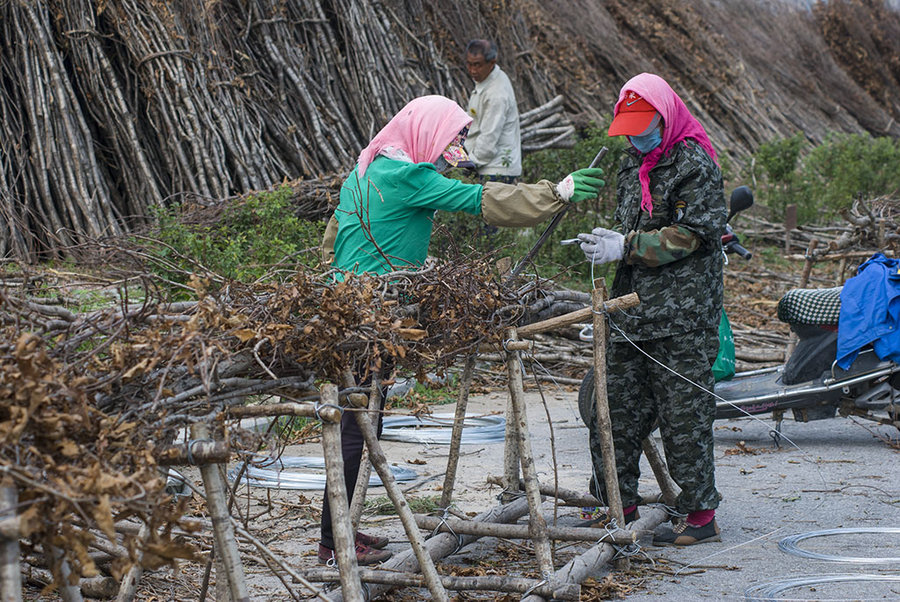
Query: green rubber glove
556 167 605 203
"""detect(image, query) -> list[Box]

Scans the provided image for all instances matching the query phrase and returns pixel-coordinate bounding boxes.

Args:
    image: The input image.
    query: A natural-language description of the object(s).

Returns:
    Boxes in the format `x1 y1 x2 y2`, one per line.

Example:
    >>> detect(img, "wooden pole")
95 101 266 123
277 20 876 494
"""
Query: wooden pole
486 475 665 509
501 389 521 503
590 284 625 529
191 423 249 602
352 410 450 602
304 568 579 600
505 327 554 578
440 353 476 509
640 438 679 507
114 523 150 602
347 372 381 536
0 479 22 602
515 292 640 338
327 496 532 602
590 284 629 571
44 546 83 602
319 383 364 602
413 514 639 545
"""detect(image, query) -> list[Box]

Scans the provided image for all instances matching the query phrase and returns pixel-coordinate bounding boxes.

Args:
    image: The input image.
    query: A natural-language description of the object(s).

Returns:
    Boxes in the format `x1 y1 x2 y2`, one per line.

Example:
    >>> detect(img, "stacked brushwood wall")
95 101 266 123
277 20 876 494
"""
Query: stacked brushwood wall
0 0 898 261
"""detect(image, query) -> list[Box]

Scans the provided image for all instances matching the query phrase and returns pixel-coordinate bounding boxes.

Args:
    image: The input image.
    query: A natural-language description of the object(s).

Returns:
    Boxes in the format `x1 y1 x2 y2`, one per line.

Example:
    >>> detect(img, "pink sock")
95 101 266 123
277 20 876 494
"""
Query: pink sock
687 509 715 527
623 504 637 516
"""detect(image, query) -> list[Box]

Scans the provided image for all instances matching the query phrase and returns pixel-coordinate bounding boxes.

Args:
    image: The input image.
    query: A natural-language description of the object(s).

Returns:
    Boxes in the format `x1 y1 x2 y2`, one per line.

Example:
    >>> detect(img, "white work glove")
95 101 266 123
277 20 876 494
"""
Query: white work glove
577 227 625 265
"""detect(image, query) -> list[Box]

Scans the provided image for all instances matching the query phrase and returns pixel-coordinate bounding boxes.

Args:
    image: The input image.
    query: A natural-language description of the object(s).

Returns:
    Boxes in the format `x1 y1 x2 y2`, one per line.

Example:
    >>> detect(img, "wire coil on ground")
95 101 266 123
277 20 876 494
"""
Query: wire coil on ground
778 528 900 563
228 456 418 490
744 573 900 601
380 413 506 445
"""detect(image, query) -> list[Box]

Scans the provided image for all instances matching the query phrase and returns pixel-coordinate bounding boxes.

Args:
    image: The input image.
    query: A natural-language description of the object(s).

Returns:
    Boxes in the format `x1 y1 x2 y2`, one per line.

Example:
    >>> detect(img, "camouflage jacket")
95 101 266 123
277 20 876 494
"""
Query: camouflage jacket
609 140 726 342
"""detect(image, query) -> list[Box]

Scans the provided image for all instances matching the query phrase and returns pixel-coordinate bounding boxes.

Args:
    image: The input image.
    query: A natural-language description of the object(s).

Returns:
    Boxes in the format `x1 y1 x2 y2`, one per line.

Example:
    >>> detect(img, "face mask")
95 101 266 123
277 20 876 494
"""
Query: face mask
628 128 662 154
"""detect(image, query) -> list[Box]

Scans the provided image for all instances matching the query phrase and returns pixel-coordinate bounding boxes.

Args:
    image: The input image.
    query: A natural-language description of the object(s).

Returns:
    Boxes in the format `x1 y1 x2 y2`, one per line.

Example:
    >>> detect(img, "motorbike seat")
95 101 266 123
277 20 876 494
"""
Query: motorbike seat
777 287 842 327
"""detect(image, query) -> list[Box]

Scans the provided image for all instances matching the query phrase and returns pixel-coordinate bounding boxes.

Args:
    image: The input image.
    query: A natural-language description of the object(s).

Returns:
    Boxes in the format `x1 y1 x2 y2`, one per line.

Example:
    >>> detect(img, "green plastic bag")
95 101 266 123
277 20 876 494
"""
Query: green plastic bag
712 309 736 382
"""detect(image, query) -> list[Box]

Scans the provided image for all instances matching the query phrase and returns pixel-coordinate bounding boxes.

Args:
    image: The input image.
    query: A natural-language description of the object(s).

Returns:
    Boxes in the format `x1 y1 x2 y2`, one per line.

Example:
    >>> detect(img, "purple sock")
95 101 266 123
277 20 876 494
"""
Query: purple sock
687 509 715 527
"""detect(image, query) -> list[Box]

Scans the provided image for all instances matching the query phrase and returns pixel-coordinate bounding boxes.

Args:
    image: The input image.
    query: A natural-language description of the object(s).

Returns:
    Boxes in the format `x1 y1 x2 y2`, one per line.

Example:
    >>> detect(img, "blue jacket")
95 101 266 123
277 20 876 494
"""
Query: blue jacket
836 253 900 369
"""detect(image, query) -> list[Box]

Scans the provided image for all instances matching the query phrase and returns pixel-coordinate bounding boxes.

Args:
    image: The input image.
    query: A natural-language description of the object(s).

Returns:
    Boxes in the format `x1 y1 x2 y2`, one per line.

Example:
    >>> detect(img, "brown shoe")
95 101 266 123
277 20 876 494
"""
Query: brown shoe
318 543 393 566
652 519 721 546
356 531 389 549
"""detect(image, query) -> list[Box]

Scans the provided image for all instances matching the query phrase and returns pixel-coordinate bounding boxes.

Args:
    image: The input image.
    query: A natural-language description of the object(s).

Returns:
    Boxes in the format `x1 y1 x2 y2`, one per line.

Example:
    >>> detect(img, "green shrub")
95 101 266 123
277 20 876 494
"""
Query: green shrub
147 184 325 284
750 132 900 223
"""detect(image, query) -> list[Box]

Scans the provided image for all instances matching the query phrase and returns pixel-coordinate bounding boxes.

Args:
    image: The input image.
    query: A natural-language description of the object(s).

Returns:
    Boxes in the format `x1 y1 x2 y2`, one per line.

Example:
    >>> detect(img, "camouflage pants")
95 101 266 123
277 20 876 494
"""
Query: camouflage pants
588 328 722 514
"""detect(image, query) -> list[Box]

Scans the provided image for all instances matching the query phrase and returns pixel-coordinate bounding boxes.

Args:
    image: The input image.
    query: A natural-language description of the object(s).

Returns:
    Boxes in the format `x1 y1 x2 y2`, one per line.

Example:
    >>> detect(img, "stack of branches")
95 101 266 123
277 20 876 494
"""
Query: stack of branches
520 95 577 151
0 244 550 587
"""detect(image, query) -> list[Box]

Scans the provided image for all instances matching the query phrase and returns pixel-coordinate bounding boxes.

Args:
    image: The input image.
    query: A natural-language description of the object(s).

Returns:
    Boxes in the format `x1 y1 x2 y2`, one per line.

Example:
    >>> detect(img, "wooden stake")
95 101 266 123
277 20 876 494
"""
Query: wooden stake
114 523 149 602
319 383 364 602
440 353 476 509
785 238 819 358
501 389 521 503
0 479 22 602
505 327 554 577
641 438 679 507
191 423 249 602
347 372 381 536
352 410 450 601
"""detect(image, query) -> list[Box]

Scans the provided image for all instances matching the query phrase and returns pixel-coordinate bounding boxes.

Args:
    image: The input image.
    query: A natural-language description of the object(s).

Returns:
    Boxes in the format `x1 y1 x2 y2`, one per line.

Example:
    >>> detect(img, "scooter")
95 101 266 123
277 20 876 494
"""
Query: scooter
576 186 900 440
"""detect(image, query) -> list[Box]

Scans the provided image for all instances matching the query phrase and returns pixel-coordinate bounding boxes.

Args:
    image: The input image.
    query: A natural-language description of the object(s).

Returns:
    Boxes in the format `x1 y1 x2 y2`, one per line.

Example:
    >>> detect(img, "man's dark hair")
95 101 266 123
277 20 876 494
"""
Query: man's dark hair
466 39 497 62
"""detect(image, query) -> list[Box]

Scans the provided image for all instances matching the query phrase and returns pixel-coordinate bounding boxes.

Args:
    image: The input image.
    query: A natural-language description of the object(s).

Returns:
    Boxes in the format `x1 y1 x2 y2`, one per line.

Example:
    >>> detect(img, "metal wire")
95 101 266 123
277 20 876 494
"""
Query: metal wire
227 455 418 490
778 528 900 563
379 413 506 445
744 573 900 601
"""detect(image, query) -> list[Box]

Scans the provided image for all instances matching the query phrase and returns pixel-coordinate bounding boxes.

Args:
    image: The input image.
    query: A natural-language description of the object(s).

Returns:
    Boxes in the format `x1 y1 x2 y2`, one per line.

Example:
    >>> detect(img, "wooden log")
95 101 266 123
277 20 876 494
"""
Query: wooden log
1 479 22 602
505 327 554 577
26 567 116 600
225 401 341 423
413 514 638 545
191 423 249 602
486 476 665 509
327 497 532 601
303 568 579 600
319 384 364 602
521 506 671 602
440 354 476 509
352 410 449 601
515 292 640 338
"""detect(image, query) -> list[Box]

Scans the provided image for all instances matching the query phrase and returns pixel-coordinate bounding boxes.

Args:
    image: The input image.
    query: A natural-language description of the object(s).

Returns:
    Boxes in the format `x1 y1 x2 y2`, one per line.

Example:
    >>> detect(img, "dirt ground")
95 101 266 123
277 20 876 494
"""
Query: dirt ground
119 376 900 602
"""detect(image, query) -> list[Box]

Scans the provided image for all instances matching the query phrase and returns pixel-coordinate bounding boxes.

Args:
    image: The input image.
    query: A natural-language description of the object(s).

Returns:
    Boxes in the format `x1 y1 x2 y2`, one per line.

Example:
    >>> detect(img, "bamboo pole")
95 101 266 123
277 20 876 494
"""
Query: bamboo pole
413 514 639 545
319 383 364 602
0 479 22 602
191 423 249 602
304 568 579 600
440 353 476 509
505 327 554 578
327 496 532 601
352 410 449 601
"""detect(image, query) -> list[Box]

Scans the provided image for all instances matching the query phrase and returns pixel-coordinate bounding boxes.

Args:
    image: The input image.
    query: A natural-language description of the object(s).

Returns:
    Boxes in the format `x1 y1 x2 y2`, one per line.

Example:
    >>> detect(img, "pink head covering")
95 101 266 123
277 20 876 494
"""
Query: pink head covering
612 73 718 216
356 95 473 177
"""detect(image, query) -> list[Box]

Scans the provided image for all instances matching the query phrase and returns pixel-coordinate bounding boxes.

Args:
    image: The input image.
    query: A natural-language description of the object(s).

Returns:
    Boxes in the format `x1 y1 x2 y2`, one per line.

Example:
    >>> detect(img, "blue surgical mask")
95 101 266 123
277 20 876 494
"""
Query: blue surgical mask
628 128 662 154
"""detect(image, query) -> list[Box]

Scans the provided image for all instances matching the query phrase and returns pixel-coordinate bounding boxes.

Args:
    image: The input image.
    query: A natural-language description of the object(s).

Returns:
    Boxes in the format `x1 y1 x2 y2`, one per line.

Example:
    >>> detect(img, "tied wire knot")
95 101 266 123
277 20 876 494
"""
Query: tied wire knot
314 401 343 422
186 438 213 466
430 506 465 556
522 578 549 598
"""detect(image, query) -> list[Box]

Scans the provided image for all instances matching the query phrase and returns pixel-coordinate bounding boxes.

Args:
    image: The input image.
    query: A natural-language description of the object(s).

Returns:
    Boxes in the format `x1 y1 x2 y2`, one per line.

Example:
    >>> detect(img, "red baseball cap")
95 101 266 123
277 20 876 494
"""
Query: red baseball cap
608 91 660 136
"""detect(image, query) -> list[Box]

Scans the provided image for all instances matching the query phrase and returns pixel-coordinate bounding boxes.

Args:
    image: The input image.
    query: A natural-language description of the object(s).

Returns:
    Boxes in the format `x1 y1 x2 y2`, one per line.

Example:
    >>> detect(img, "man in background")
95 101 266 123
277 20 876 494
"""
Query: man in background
465 39 522 184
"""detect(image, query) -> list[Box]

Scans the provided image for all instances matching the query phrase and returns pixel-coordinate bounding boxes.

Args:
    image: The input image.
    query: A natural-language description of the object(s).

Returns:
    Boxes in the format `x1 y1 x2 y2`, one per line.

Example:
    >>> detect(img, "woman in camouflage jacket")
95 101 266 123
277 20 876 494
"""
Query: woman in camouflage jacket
577 72 727 546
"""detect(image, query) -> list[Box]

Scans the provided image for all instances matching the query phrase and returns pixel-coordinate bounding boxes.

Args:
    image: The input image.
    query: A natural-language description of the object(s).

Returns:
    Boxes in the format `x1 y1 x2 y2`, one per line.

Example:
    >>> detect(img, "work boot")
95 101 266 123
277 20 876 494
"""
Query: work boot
355 531 389 549
576 506 639 528
318 543 393 566
652 518 721 546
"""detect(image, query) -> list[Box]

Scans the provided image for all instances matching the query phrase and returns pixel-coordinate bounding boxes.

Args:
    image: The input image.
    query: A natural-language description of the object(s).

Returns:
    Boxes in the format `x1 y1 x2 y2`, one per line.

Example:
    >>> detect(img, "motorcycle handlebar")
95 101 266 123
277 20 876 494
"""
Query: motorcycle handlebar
726 240 752 260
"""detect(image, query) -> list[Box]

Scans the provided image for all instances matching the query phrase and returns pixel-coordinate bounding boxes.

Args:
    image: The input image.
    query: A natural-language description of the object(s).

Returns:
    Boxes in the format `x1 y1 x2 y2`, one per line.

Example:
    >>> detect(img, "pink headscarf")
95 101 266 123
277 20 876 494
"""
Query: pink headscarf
613 73 718 216
357 95 473 177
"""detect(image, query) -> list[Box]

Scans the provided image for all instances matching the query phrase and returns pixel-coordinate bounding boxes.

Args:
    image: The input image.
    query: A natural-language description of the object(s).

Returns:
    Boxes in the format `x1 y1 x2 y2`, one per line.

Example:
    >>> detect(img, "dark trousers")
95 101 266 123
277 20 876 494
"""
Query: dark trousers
320 396 386 549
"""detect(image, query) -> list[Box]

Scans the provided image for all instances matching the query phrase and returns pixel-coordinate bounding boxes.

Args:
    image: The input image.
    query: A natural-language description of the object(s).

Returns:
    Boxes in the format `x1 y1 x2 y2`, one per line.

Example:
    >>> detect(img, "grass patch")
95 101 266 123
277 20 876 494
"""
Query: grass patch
365 495 441 515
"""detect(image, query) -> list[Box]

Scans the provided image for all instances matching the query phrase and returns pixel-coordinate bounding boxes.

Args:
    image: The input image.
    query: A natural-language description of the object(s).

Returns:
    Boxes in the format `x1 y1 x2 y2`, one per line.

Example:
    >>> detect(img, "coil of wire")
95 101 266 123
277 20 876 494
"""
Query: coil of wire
380 413 506 445
228 455 418 490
